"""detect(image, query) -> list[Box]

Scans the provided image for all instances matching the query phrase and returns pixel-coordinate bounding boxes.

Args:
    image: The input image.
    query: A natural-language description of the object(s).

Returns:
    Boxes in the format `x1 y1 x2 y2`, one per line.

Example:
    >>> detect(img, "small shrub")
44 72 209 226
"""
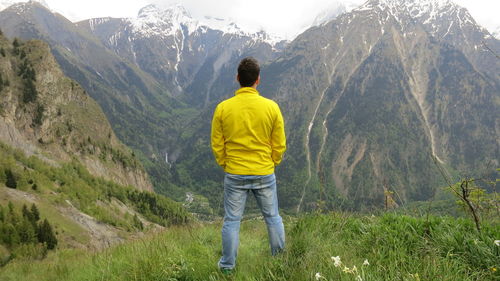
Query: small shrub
22 79 37 103
33 104 44 126
5 169 17 189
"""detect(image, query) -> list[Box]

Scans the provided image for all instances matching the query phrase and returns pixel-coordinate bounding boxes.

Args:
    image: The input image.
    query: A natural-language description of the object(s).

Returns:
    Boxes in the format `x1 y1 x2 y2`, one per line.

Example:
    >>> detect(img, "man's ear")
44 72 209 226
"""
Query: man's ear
236 74 240 82
255 75 260 86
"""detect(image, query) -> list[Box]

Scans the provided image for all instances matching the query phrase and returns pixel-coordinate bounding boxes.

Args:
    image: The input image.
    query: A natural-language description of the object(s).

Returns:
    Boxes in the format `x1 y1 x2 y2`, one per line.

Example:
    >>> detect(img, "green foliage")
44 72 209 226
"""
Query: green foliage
126 190 190 226
454 181 498 220
0 141 190 230
37 219 57 250
12 38 20 56
0 214 498 280
15 56 39 104
30 204 40 222
132 214 143 231
21 72 37 104
18 219 36 244
0 202 56 255
5 169 17 189
18 59 36 81
33 104 44 126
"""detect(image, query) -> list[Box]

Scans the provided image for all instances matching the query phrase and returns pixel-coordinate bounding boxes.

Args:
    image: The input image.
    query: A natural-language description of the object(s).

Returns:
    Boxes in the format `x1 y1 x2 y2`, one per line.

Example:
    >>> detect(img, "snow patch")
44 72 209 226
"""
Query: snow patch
128 3 284 46
0 0 49 11
352 0 485 39
88 17 111 31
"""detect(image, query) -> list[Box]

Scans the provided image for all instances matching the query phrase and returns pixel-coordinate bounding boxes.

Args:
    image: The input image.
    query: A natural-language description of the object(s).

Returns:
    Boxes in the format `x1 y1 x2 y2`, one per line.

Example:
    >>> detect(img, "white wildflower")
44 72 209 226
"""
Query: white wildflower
352 265 358 273
495 240 500 246
315 272 322 280
343 266 350 273
331 256 342 267
363 259 370 266
356 275 363 281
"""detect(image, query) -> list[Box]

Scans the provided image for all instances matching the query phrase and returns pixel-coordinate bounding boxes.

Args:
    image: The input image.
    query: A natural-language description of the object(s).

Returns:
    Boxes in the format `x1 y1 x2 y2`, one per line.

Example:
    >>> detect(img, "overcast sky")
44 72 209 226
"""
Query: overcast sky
19 0 500 39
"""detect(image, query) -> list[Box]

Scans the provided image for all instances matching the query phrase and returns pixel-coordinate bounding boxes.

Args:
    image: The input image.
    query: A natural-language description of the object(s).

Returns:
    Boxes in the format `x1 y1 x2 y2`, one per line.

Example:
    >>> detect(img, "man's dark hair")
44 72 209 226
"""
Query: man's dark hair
238 57 260 87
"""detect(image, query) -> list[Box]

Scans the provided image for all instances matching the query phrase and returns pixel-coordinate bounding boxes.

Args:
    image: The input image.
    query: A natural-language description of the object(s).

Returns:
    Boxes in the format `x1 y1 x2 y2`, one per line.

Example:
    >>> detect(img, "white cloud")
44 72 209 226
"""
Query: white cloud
46 0 149 21
149 0 355 38
454 0 500 32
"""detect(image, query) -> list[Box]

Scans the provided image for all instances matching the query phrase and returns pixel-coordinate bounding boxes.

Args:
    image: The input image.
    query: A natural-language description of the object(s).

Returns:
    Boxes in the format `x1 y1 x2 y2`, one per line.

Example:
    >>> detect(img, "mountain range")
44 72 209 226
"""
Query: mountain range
0 0 498 213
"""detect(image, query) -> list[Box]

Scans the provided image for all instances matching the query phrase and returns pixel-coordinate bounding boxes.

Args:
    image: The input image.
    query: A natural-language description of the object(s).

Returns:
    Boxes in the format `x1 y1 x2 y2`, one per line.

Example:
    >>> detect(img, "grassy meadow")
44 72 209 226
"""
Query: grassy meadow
0 212 498 281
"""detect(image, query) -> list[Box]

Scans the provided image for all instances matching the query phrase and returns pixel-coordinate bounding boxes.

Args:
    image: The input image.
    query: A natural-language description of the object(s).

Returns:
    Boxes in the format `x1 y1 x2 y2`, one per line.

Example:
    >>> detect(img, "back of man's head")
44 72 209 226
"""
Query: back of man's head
238 57 260 87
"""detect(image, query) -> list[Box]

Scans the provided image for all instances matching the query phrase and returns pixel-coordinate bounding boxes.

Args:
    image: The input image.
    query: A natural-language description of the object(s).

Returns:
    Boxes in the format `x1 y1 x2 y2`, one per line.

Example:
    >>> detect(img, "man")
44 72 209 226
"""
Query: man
211 57 286 273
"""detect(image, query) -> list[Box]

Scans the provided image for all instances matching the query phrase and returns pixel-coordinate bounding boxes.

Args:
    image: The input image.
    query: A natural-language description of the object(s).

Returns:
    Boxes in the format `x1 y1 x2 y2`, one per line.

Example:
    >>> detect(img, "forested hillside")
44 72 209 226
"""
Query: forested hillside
0 32 190 265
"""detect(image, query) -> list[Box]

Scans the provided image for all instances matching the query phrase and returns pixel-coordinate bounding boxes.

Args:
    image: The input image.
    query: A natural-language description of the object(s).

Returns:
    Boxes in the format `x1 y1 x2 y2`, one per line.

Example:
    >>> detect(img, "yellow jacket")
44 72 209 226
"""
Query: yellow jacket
211 87 286 175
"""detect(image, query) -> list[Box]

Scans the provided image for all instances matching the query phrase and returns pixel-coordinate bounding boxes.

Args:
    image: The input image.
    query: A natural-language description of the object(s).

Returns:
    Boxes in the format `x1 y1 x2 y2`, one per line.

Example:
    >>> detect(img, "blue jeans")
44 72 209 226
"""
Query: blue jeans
218 173 285 269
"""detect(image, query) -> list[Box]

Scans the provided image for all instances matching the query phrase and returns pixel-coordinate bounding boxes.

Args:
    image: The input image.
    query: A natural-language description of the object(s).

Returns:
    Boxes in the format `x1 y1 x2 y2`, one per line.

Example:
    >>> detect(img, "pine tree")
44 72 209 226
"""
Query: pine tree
18 218 36 243
38 219 57 250
0 223 5 245
2 223 19 246
29 67 36 81
18 59 28 76
12 38 20 56
30 204 40 222
33 104 44 126
22 78 37 103
7 201 19 225
5 169 17 189
0 205 4 222
22 204 33 221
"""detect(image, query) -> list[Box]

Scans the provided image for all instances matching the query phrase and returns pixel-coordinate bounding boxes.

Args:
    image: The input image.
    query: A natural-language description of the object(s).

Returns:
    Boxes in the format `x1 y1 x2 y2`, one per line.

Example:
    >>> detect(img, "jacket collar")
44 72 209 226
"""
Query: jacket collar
235 87 259 96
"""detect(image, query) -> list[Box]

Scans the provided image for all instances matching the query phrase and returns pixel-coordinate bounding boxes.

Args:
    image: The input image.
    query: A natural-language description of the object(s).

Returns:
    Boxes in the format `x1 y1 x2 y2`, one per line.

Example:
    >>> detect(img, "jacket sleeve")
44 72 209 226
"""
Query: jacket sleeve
271 104 286 166
211 104 226 168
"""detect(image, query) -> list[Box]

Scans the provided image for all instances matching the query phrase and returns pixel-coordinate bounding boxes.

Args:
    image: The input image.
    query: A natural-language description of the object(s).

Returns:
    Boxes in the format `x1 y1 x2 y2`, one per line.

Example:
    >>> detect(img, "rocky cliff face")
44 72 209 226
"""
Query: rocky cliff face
256 0 499 210
0 1 184 166
0 34 153 191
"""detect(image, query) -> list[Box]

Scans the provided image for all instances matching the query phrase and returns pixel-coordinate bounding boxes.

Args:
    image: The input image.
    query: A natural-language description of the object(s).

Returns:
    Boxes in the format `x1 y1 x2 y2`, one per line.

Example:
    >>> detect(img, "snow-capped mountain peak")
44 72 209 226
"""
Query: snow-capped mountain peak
312 2 347 26
0 0 49 11
356 0 457 17
130 4 284 45
131 4 199 37
353 0 483 39
200 16 244 35
370 0 453 10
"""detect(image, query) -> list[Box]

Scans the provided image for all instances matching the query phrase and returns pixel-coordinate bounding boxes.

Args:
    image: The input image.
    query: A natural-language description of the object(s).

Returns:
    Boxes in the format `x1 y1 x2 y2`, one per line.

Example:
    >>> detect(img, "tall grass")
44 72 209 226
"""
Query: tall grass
0 213 498 280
